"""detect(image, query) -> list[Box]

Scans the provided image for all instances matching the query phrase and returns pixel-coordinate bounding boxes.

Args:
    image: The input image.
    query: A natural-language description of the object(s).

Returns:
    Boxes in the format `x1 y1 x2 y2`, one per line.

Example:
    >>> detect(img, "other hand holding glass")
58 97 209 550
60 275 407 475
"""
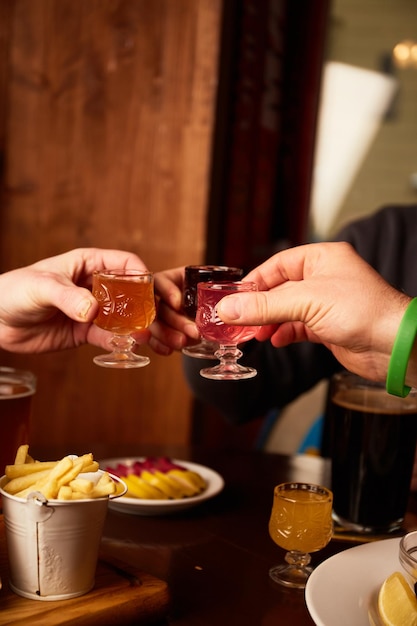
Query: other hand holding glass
268 482 333 589
195 281 260 380
92 269 156 368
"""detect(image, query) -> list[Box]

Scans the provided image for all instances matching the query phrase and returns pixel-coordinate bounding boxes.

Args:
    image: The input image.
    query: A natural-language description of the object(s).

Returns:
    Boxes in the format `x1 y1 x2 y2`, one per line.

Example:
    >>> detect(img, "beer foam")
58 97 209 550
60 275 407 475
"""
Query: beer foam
332 387 417 414
0 383 34 399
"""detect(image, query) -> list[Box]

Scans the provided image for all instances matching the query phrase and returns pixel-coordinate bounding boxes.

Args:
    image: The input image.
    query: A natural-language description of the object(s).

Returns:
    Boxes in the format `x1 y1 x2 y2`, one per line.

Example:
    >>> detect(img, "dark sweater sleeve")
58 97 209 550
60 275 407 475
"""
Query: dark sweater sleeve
334 204 417 294
182 340 338 424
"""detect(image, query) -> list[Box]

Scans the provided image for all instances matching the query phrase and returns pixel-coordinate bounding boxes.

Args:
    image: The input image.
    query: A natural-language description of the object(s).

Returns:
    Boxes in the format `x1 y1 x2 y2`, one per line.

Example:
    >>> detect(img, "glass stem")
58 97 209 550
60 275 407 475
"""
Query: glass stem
285 550 312 570
110 334 136 353
214 344 242 367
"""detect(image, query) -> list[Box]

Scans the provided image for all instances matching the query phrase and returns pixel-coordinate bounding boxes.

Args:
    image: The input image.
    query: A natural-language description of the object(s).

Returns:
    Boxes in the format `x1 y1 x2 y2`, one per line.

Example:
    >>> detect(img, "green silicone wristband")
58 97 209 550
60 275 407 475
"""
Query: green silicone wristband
386 298 417 397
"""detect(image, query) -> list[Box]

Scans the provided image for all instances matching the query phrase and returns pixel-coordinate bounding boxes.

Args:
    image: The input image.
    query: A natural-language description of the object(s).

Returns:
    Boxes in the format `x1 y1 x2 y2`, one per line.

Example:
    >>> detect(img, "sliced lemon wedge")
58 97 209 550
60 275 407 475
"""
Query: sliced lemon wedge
377 571 417 626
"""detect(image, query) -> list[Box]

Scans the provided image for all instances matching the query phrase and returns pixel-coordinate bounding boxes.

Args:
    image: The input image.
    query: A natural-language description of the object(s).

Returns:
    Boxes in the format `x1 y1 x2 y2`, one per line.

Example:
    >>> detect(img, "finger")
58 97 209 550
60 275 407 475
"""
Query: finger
268 321 313 347
217 289 288 326
148 319 190 352
30 277 99 323
154 268 184 310
33 248 149 283
156 300 199 338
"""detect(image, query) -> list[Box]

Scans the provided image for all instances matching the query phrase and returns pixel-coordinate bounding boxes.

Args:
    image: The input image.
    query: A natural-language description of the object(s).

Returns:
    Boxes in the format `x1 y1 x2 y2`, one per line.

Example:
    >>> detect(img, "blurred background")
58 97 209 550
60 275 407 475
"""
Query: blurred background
0 0 415 452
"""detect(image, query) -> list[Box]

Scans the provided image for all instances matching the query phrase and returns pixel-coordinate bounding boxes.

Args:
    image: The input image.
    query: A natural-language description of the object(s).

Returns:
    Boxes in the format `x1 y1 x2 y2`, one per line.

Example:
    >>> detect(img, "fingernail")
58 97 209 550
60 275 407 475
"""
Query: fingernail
217 296 241 320
77 298 92 320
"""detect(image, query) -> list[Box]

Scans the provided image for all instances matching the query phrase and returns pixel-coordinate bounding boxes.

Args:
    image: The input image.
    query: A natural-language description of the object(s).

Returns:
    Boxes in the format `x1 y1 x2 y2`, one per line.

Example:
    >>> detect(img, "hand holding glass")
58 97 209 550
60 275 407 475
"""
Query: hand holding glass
195 281 260 380
92 269 156 368
182 265 243 359
268 482 333 589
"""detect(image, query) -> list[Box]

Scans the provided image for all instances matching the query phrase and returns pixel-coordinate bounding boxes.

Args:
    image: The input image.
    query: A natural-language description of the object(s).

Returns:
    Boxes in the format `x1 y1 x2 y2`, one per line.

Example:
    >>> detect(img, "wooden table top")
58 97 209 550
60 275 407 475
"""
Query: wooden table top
3 444 417 625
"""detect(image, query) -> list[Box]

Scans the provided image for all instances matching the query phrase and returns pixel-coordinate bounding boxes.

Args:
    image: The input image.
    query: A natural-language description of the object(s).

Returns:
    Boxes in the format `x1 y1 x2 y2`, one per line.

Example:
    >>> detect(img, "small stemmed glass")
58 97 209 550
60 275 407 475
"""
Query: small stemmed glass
195 281 259 380
268 482 333 589
92 269 156 368
182 265 243 360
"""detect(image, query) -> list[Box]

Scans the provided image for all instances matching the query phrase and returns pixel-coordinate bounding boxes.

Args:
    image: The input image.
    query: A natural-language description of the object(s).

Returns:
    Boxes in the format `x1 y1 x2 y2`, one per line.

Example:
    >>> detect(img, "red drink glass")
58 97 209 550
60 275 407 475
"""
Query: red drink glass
182 265 243 359
195 281 259 380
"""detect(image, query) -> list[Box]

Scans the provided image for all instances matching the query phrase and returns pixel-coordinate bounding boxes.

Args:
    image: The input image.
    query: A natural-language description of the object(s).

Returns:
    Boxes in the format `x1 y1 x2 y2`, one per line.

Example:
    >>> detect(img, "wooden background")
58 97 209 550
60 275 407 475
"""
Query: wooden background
0 0 222 452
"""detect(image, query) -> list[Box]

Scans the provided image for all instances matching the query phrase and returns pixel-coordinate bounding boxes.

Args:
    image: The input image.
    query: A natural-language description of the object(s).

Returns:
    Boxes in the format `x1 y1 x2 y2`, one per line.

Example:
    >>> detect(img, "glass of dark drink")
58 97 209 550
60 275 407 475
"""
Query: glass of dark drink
327 370 417 534
182 265 243 359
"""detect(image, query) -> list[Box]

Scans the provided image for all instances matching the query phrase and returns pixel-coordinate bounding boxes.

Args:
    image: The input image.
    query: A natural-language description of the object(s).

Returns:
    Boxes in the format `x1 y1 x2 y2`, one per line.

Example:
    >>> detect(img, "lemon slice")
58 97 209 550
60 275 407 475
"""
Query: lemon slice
378 571 417 626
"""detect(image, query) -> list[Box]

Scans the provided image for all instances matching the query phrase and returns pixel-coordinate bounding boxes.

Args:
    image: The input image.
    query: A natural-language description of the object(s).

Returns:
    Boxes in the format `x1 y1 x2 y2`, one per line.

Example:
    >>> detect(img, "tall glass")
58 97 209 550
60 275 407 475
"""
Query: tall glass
0 367 37 473
182 265 243 359
268 482 333 589
92 269 156 369
328 371 417 534
195 281 259 380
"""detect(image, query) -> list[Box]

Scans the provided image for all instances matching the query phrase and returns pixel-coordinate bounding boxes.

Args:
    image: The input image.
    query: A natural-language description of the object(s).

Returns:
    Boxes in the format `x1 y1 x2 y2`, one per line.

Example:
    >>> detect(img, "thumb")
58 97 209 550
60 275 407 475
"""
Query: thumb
217 291 278 325
35 278 98 322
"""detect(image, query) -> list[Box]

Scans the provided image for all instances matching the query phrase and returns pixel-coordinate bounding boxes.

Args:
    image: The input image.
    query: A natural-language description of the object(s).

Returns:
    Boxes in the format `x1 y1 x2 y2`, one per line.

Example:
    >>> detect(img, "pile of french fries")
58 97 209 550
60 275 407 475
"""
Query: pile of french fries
2 445 124 501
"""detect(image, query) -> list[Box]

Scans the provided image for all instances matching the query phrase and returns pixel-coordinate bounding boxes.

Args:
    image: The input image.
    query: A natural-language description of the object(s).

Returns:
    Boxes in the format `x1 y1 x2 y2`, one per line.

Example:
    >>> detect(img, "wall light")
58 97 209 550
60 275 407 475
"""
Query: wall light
393 40 417 69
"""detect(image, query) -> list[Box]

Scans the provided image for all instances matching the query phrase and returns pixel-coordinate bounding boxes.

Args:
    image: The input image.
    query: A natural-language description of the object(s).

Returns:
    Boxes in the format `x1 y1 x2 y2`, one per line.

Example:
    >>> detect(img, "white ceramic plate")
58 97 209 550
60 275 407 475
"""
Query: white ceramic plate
305 537 402 626
99 457 224 516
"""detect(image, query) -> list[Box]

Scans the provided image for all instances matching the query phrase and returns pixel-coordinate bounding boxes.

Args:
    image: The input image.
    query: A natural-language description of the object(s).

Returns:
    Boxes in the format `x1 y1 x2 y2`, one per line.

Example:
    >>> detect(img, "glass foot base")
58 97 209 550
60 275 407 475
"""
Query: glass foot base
93 352 150 369
199 363 257 381
182 342 218 360
269 564 312 589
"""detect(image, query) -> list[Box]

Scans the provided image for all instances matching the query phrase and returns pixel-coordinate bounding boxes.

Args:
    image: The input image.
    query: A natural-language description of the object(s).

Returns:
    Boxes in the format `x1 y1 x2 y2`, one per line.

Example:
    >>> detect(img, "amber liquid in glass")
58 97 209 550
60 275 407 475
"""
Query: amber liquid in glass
93 275 156 334
269 487 333 553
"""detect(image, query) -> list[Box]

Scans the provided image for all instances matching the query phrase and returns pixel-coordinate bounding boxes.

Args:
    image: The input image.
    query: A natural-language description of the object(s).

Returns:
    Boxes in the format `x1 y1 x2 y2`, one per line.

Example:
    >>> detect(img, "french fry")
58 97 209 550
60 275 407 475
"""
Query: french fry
6 461 58 480
69 478 94 494
14 444 29 465
3 468 52 495
57 485 73 500
82 461 99 473
3 447 122 502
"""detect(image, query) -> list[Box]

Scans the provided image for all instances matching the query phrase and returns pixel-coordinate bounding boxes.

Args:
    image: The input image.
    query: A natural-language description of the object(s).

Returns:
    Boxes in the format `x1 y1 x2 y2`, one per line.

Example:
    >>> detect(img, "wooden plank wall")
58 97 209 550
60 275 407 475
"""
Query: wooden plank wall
0 0 222 452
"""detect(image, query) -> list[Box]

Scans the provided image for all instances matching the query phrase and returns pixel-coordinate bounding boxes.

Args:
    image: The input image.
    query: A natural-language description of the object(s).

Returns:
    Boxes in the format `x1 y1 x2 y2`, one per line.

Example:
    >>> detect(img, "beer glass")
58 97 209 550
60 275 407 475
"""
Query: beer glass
0 367 36 473
328 371 417 534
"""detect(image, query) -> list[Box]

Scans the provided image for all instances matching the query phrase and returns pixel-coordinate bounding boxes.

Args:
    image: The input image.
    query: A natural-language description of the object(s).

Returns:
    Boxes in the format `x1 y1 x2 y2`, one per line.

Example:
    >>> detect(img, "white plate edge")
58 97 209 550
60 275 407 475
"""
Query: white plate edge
305 537 402 626
99 457 224 511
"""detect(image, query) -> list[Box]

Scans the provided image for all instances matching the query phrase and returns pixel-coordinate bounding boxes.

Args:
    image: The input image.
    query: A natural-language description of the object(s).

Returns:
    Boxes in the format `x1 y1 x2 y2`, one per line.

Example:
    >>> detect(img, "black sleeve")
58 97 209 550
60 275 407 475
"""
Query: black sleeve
182 339 339 425
334 204 417 294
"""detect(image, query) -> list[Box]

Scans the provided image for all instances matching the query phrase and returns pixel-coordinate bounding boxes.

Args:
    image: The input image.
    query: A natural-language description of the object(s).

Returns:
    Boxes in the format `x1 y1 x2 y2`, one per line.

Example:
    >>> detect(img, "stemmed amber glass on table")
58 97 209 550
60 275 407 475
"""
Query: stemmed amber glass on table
92 269 156 368
268 482 333 589
195 281 260 380
182 265 243 359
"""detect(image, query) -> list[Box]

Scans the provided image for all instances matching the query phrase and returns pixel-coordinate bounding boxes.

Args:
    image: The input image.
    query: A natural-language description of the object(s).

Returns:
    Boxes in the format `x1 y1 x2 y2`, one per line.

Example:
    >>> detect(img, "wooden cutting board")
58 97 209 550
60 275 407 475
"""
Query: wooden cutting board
0 515 170 625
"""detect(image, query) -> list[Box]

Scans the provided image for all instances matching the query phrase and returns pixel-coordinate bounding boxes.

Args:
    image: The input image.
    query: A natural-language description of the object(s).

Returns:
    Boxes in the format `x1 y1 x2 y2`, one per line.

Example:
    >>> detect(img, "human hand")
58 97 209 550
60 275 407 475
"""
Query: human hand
216 242 411 384
0 248 150 354
150 267 200 355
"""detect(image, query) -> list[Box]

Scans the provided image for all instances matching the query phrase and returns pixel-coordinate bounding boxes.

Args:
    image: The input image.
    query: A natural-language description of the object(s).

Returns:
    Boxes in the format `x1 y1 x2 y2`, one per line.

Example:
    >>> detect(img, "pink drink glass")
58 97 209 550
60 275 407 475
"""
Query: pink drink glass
182 265 243 359
195 281 259 380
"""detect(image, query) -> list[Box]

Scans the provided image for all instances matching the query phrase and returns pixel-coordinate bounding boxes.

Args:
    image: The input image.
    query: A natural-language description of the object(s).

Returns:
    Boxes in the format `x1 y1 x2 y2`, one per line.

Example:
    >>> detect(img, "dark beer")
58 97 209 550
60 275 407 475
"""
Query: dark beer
329 382 417 533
